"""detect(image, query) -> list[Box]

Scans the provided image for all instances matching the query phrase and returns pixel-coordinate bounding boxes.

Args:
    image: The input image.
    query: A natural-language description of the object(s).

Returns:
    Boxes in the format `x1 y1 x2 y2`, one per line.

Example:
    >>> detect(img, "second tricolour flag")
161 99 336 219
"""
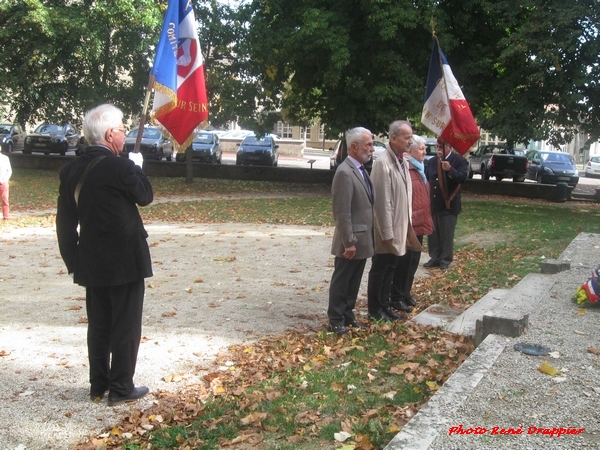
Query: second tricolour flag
151 0 208 152
421 37 479 155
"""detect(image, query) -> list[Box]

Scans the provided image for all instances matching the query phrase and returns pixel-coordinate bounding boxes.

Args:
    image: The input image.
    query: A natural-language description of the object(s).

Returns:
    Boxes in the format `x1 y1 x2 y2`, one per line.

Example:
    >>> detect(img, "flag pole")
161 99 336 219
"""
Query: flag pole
133 74 156 154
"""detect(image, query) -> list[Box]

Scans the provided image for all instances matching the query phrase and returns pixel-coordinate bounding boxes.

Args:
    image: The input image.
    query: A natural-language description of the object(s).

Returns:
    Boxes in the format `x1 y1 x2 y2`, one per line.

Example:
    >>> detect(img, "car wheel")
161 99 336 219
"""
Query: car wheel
467 168 474 179
23 148 31 155
217 155 222 164
158 149 164 160
6 142 13 153
166 153 172 161
513 176 525 182
495 176 504 182
536 173 544 184
236 157 241 165
482 167 490 180
44 152 50 156
60 143 67 156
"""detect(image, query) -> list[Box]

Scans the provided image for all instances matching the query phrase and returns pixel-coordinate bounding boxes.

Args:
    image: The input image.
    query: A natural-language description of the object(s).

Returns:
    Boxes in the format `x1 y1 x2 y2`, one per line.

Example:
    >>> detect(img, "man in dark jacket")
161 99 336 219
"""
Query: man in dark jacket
56 104 153 406
424 138 468 270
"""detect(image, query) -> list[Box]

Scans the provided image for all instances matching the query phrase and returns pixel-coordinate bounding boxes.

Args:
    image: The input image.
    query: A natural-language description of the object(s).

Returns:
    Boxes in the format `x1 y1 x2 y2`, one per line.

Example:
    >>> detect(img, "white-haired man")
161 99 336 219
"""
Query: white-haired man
56 104 153 406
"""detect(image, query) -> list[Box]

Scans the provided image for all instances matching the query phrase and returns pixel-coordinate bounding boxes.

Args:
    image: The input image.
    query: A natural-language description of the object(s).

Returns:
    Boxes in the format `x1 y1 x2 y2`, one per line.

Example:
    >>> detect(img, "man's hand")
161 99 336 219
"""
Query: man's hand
343 246 357 259
441 160 451 171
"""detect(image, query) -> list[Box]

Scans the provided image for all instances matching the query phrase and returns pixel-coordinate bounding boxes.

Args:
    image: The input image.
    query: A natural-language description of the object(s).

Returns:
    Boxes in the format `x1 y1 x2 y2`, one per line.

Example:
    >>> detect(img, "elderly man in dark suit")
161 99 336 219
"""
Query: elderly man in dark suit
327 127 375 335
424 137 469 270
56 104 153 406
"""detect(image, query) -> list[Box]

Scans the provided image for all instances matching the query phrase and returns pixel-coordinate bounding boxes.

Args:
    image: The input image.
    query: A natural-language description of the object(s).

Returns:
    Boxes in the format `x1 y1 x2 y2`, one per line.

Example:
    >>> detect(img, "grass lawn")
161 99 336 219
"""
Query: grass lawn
5 169 600 449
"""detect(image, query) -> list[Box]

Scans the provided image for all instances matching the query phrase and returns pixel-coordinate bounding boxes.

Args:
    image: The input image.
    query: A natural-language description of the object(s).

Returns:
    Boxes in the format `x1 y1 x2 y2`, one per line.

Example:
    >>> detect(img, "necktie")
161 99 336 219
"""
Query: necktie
359 165 372 199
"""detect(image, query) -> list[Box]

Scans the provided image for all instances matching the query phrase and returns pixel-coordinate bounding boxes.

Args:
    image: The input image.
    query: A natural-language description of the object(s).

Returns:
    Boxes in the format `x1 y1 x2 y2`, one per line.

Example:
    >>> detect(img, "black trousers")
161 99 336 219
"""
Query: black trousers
367 253 398 314
328 257 367 326
86 279 145 397
428 213 458 265
391 235 424 302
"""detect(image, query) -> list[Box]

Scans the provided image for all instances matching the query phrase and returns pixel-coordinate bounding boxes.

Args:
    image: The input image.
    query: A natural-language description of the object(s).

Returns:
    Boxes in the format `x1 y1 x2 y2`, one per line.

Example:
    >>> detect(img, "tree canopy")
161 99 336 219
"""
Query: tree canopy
0 0 597 148
0 0 163 127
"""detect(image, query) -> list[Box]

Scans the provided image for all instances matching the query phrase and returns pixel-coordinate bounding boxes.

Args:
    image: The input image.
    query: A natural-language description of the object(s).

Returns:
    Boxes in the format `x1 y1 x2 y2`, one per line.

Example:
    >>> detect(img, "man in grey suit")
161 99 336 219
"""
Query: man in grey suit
327 127 375 335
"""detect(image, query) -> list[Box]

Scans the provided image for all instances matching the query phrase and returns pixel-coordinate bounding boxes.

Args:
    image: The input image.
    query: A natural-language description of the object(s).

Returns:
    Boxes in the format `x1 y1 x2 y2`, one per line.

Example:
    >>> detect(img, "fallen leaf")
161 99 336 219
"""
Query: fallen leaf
538 361 560 376
588 346 600 355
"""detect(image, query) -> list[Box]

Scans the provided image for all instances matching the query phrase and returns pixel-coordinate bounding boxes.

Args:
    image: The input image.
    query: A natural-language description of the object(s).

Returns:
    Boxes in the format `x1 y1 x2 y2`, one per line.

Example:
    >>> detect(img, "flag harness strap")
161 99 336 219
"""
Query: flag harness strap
74 155 107 206
437 158 460 210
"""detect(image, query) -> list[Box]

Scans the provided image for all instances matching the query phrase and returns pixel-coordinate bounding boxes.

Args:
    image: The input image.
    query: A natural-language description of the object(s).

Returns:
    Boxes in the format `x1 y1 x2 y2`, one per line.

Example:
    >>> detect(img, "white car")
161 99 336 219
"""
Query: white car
585 156 600 178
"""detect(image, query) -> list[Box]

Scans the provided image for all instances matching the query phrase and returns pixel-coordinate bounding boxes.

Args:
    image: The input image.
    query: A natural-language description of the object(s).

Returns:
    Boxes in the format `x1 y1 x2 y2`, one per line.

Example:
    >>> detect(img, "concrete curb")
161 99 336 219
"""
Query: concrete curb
384 334 507 450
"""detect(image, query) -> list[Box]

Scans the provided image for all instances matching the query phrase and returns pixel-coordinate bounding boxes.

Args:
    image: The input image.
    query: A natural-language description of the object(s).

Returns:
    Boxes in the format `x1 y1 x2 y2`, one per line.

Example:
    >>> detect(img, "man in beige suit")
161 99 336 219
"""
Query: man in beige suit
367 120 413 322
328 127 375 335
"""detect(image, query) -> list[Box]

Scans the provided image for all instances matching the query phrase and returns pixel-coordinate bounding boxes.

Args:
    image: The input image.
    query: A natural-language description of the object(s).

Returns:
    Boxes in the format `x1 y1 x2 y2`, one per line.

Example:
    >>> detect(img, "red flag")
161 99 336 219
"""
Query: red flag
150 0 208 152
421 37 479 155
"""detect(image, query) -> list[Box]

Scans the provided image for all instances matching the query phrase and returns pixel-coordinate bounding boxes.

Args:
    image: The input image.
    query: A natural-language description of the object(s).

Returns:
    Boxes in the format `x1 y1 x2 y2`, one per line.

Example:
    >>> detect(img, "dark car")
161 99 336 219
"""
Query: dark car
124 127 173 161
23 123 80 155
525 150 579 187
0 123 26 153
236 135 279 166
176 131 222 163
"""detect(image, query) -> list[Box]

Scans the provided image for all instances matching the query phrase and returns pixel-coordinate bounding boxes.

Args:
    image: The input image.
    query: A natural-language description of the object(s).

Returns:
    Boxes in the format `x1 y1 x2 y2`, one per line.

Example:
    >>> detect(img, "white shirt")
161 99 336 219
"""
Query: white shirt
0 153 12 184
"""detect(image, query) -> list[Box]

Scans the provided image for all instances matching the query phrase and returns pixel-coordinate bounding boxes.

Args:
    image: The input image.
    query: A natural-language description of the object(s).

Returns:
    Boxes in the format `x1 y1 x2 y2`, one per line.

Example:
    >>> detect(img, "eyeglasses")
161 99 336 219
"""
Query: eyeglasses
112 127 127 134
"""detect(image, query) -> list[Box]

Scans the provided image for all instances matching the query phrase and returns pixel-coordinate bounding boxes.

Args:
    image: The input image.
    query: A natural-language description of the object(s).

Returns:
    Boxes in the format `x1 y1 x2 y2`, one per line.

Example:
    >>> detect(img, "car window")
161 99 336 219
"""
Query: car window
143 129 162 139
542 153 571 163
0 125 11 134
194 134 214 144
35 124 64 134
243 136 272 146
591 156 600 163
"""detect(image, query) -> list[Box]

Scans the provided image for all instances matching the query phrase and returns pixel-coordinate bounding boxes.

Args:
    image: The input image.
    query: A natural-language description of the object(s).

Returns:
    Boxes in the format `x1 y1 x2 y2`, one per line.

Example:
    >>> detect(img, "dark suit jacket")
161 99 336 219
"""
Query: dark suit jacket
427 151 469 216
56 145 153 287
330 158 375 260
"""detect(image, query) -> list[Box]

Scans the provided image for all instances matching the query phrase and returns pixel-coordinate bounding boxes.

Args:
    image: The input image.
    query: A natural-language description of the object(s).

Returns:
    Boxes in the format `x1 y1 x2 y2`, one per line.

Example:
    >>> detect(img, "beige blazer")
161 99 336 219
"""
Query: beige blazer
370 145 412 256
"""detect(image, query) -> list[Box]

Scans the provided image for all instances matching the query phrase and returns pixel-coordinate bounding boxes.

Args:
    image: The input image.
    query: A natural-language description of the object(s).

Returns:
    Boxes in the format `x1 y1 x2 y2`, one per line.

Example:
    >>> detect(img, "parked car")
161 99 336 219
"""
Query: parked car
468 144 529 182
236 134 279 166
424 137 438 165
585 156 600 178
23 123 80 155
329 139 386 172
176 131 222 163
0 123 26 153
124 126 173 161
525 150 579 187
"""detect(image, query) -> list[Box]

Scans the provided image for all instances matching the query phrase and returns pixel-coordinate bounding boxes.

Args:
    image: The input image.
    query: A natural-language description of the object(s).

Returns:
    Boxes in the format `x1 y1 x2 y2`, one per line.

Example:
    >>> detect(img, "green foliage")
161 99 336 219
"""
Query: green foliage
0 0 163 127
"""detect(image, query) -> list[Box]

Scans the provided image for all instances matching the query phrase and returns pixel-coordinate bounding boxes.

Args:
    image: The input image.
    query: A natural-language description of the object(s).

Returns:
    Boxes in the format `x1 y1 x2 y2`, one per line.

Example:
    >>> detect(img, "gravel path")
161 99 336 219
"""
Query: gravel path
0 221 339 450
428 233 600 449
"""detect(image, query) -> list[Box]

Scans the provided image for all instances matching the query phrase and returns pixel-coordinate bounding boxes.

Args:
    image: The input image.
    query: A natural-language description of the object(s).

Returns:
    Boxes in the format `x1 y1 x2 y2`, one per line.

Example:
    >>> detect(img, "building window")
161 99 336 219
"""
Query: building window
276 121 293 139
318 124 325 141
303 127 311 140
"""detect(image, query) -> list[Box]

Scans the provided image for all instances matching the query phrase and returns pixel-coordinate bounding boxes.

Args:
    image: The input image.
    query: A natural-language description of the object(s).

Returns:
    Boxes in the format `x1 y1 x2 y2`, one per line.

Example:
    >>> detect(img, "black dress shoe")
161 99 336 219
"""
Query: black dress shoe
383 308 407 321
404 296 417 307
346 320 368 329
390 300 412 313
423 259 439 268
328 324 349 335
108 386 149 407
369 310 392 322
439 263 449 270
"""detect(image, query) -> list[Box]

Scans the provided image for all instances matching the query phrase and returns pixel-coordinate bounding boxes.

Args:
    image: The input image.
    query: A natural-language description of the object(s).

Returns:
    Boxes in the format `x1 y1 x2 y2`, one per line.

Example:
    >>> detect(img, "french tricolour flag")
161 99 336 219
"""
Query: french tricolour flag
421 37 479 155
150 0 208 152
